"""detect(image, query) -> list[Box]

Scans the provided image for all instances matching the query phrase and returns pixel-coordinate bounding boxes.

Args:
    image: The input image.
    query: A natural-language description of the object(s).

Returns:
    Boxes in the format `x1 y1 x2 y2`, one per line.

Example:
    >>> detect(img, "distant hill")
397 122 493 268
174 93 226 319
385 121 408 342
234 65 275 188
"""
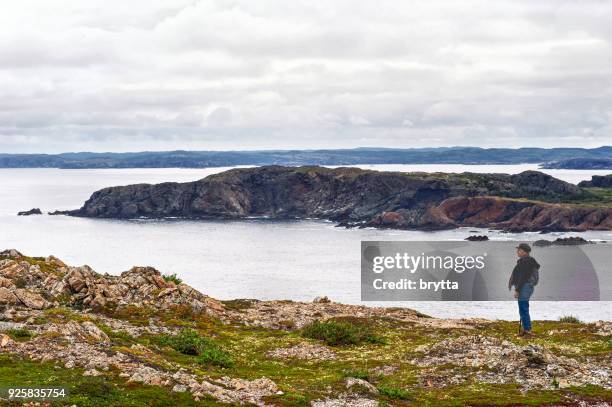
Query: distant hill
1 146 611 168
541 157 612 169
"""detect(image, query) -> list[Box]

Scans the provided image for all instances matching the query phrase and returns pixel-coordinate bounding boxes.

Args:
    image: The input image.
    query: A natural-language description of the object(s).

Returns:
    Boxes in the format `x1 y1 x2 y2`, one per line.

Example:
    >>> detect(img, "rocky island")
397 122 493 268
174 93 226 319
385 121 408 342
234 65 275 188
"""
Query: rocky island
63 166 612 232
0 249 610 406
17 208 42 216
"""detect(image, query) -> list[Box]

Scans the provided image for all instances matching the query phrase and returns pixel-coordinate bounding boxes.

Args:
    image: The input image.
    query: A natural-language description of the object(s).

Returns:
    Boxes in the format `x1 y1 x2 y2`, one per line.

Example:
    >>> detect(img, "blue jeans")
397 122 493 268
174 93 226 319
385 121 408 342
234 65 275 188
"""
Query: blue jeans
518 283 534 331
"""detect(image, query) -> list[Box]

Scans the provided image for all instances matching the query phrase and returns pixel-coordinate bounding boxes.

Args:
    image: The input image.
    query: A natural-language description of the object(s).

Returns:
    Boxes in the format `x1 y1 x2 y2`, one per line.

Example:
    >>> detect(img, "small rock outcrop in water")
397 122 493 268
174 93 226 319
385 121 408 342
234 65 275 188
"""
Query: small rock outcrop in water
578 174 612 188
63 166 612 232
465 235 489 241
553 236 591 245
48 210 72 215
533 237 591 247
17 208 42 216
0 249 610 405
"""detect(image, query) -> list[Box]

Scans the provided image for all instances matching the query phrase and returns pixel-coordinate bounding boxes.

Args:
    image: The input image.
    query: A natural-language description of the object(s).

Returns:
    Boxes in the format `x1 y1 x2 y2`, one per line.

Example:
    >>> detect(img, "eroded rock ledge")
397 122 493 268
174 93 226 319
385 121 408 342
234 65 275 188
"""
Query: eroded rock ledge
62 166 612 232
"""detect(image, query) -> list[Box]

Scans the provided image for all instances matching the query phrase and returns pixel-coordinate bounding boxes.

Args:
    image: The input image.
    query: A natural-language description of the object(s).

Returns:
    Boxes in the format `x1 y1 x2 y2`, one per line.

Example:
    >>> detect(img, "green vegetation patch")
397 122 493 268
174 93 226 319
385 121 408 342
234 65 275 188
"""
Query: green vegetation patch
156 329 234 368
559 315 581 323
4 328 34 342
162 273 182 285
377 385 413 400
0 354 225 407
301 318 384 346
567 187 612 207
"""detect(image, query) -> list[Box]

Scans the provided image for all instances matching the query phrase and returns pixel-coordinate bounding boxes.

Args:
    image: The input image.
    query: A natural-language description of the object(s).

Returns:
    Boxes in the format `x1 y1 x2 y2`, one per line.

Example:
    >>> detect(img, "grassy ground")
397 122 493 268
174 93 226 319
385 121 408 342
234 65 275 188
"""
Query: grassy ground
578 187 612 207
1 254 610 406
2 304 610 406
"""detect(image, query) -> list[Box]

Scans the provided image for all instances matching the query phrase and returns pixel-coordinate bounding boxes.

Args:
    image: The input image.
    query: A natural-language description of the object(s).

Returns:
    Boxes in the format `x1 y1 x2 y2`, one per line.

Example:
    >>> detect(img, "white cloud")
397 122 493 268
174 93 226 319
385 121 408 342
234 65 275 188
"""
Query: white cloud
0 0 611 152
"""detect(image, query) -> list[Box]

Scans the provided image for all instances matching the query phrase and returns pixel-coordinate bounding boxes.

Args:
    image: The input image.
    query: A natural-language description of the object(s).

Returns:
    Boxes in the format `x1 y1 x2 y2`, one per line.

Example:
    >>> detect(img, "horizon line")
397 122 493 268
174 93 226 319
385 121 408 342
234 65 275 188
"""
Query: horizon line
2 145 611 156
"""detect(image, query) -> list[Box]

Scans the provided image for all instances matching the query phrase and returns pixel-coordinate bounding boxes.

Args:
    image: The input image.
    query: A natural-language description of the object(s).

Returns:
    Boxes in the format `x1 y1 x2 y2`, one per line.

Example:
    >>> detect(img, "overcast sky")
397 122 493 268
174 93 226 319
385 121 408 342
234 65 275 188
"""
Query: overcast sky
1 0 612 153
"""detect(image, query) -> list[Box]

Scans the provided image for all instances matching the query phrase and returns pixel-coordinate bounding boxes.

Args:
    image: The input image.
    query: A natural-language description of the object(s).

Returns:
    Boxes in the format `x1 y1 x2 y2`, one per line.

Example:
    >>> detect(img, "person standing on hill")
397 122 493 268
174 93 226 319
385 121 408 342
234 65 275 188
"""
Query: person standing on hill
508 243 540 337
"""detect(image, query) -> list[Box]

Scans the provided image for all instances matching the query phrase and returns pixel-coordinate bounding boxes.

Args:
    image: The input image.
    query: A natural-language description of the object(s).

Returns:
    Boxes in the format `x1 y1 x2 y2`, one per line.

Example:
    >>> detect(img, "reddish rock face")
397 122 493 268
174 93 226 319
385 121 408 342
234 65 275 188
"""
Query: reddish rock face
435 196 612 232
380 211 403 225
343 196 612 232
437 197 533 226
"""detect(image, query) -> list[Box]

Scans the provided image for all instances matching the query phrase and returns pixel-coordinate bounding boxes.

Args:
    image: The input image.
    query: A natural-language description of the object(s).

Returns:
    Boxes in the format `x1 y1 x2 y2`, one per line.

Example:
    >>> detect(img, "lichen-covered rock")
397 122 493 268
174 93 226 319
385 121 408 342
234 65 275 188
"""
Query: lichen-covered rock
413 335 611 389
311 396 378 407
13 289 50 309
345 377 379 395
0 287 19 305
0 277 15 289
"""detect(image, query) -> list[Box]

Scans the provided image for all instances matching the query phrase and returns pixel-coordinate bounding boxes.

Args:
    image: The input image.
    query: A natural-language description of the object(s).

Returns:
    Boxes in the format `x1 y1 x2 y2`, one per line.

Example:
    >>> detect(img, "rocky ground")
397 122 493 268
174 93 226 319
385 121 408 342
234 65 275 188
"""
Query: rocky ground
0 249 610 406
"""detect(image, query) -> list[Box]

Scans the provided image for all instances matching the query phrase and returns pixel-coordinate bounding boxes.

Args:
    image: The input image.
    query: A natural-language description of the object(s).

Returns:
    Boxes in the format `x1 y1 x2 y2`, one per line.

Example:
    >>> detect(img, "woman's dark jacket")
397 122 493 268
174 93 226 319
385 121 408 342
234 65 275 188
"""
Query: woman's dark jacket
508 256 540 291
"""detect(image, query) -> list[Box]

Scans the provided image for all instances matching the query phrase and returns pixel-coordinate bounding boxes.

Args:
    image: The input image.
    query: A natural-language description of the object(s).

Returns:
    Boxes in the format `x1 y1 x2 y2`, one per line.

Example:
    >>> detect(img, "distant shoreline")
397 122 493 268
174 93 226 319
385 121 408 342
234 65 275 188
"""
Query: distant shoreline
1 146 611 169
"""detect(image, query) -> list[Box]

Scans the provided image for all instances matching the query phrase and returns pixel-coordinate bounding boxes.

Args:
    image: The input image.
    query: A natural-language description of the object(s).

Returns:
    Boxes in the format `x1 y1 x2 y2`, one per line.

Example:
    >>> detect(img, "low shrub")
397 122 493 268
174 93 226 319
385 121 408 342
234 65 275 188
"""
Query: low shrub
14 277 27 289
559 315 581 323
5 328 33 341
162 273 183 285
98 324 134 344
377 385 412 400
160 329 233 368
198 346 234 368
160 329 207 355
301 319 383 346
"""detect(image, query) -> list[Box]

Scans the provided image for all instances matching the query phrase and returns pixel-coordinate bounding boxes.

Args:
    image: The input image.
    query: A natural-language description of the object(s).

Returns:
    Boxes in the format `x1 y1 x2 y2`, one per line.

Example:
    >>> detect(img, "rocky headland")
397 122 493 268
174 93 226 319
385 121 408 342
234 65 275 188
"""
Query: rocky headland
0 249 610 406
62 166 612 232
579 174 612 188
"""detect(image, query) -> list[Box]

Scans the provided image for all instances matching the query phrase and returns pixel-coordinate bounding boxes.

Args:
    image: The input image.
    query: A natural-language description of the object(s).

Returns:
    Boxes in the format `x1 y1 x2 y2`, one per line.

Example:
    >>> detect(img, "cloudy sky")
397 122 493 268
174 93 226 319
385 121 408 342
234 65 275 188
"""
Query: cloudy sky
1 0 612 153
